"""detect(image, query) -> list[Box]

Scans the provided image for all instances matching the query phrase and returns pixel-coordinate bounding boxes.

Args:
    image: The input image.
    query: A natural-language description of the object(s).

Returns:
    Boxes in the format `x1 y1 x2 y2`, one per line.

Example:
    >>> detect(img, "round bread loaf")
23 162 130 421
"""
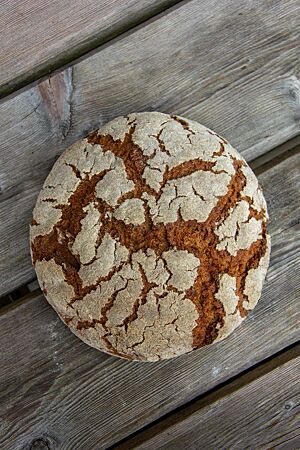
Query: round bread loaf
30 112 270 361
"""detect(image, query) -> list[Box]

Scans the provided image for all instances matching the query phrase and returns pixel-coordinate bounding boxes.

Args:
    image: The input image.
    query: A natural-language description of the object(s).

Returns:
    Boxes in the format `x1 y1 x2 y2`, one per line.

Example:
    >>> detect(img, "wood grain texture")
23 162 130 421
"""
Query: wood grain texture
0 151 299 450
0 0 180 97
1 0 300 297
116 346 300 450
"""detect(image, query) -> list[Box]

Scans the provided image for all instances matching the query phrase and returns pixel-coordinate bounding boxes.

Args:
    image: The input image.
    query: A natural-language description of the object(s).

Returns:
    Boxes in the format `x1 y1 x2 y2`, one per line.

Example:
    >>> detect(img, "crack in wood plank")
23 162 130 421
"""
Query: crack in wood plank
37 68 73 140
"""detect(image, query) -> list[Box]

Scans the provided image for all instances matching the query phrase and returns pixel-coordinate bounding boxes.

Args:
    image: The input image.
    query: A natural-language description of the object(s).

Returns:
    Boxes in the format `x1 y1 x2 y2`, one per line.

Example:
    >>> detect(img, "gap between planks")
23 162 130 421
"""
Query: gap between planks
251 134 300 175
0 281 39 316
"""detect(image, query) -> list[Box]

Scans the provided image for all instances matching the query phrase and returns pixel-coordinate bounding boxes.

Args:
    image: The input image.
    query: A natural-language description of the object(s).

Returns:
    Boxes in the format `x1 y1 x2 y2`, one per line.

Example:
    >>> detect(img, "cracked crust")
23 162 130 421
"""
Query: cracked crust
30 112 270 361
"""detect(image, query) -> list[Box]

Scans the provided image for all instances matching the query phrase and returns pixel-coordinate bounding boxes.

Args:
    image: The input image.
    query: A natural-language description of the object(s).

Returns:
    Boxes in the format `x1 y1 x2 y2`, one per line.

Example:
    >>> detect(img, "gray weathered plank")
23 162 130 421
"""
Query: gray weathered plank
0 151 299 449
117 346 300 450
0 0 180 97
1 0 300 297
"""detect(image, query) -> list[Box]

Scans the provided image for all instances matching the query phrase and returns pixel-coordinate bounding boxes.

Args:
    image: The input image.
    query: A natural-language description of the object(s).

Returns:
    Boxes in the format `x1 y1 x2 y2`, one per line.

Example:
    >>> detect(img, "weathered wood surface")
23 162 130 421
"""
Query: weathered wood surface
1 0 300 297
116 346 300 450
0 0 179 97
0 151 299 449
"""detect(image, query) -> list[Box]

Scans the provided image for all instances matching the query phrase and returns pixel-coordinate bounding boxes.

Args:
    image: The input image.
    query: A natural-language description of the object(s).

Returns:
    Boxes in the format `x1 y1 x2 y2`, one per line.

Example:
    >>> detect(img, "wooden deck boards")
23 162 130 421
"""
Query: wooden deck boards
115 345 300 450
1 0 300 296
0 150 299 449
0 0 180 97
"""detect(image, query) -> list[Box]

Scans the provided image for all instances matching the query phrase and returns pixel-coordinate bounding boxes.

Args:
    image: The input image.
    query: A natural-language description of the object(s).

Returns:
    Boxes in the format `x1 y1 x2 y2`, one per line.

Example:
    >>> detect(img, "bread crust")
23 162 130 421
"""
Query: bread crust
30 112 270 361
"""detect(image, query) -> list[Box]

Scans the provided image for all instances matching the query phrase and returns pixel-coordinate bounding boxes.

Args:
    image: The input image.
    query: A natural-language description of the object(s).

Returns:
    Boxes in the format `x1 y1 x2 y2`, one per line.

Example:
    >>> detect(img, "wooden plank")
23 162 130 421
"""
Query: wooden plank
0 0 180 98
115 345 300 450
1 0 300 297
0 151 299 449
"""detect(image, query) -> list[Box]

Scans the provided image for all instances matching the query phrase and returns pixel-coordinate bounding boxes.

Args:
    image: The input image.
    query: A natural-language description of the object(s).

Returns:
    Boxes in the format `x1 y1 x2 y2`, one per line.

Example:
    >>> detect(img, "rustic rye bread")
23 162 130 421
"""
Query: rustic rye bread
30 112 270 361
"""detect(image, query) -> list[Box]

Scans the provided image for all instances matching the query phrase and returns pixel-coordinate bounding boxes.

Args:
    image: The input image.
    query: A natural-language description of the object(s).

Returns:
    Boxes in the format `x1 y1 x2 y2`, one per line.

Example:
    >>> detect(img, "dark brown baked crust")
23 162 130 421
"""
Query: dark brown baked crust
30 112 270 361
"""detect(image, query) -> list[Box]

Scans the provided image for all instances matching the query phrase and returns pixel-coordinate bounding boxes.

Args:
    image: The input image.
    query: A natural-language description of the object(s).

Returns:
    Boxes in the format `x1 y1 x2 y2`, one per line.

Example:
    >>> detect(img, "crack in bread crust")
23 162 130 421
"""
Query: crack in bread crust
30 112 270 361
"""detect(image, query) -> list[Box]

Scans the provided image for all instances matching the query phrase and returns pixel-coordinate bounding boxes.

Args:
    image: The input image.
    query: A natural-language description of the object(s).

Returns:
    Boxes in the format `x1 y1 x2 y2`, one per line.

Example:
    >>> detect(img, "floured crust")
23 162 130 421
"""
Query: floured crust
30 112 270 361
